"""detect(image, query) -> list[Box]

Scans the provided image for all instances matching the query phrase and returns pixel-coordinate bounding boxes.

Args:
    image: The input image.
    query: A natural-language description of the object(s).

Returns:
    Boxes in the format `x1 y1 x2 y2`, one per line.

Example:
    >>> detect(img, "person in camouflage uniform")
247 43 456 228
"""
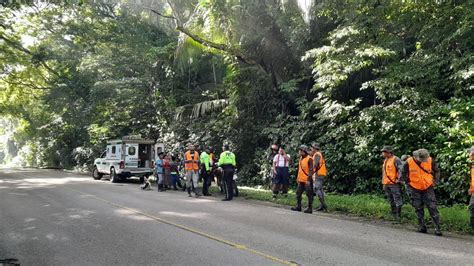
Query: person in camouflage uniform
400 149 442 236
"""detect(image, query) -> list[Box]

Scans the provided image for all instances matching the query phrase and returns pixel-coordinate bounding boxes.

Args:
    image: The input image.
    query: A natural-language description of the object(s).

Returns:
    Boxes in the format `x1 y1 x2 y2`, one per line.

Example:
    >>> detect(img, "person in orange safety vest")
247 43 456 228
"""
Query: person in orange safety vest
184 143 201 198
310 143 328 212
291 145 314 214
400 148 442 236
380 146 403 219
468 146 474 230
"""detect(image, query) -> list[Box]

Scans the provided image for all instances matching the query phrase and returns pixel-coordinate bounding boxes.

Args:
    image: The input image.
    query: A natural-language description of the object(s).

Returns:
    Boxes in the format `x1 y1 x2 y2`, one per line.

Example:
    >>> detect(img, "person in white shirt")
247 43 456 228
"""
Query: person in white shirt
272 147 291 199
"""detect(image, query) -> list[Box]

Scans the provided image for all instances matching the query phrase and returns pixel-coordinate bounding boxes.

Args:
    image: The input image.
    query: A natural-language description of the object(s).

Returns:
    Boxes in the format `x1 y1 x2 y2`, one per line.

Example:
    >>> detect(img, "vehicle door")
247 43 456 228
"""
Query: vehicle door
96 150 107 173
125 143 139 168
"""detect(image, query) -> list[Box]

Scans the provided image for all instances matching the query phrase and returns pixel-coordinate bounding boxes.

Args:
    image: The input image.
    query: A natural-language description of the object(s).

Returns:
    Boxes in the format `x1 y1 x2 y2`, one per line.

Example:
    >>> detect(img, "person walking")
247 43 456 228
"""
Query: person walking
381 146 403 219
400 148 442 236
468 146 474 230
184 144 201 198
155 152 165 192
218 144 237 201
200 147 212 196
272 147 291 199
310 143 328 212
291 145 314 214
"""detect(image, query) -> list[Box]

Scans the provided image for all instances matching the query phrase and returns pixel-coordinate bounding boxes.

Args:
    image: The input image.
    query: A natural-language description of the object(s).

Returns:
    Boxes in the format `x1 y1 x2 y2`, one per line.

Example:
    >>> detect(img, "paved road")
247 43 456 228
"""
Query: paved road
0 168 473 265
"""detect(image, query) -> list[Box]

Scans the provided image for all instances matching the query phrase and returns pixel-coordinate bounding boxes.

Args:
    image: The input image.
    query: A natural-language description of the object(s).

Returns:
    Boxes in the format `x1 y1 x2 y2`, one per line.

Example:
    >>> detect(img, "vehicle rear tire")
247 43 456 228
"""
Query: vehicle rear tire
92 167 103 180
110 167 118 183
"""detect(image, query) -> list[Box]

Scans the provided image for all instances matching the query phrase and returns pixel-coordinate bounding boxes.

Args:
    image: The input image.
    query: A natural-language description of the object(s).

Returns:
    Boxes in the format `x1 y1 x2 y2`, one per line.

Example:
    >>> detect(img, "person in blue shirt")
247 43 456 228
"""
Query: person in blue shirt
155 152 164 191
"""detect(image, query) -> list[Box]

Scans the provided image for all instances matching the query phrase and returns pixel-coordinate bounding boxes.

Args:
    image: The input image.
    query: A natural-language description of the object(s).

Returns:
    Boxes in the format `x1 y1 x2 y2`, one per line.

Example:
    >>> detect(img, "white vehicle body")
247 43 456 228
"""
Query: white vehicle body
92 136 164 182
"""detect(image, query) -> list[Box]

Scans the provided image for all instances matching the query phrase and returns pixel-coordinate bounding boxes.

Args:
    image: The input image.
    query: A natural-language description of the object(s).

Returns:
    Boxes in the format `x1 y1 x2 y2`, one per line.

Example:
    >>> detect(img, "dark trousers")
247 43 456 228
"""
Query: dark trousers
201 169 211 195
296 181 313 209
222 169 235 200
409 186 440 228
383 184 403 210
469 195 474 218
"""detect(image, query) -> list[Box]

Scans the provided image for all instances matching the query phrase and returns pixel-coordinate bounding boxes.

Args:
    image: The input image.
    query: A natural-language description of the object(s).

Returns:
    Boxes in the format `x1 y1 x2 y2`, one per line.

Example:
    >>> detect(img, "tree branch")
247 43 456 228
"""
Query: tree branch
144 5 258 66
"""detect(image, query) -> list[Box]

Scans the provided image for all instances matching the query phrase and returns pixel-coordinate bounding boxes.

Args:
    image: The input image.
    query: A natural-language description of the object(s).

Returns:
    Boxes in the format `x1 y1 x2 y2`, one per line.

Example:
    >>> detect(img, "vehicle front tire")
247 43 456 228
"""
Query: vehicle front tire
110 167 118 183
92 166 103 180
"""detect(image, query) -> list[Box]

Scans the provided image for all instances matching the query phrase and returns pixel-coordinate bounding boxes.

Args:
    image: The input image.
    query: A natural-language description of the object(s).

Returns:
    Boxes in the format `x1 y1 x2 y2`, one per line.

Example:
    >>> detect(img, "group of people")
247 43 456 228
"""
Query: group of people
267 144 327 213
268 143 474 235
151 143 238 201
146 140 474 236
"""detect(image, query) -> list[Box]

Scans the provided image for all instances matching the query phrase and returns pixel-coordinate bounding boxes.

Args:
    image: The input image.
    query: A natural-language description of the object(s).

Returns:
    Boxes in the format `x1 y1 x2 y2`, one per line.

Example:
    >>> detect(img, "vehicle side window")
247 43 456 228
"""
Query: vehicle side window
112 146 116 154
101 151 106 158
129 146 136 155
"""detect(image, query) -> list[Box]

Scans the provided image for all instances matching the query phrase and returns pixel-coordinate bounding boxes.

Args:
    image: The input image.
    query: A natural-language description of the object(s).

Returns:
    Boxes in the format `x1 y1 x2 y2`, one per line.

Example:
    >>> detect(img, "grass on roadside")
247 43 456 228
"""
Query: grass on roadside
209 186 473 234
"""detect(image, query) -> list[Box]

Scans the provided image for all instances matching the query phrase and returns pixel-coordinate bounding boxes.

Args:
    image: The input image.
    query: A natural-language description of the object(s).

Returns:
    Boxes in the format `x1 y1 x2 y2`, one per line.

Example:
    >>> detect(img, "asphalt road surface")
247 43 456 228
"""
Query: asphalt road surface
1 168 473 265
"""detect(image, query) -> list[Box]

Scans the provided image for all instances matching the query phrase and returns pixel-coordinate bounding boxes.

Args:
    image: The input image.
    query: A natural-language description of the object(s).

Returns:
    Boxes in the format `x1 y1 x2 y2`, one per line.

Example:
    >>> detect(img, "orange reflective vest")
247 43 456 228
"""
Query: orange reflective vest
297 156 312 183
382 156 398 185
470 166 474 193
407 157 433 190
184 151 199 171
313 152 327 176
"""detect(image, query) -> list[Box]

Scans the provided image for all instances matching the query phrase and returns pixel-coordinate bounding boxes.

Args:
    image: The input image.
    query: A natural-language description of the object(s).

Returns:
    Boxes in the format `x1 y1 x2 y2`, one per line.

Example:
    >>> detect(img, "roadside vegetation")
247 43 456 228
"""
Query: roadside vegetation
210 186 473 234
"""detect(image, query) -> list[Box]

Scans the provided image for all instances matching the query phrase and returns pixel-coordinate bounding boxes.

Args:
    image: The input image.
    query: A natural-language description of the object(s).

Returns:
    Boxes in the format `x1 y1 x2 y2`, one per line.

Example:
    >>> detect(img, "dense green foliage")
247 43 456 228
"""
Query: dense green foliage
1 1 472 205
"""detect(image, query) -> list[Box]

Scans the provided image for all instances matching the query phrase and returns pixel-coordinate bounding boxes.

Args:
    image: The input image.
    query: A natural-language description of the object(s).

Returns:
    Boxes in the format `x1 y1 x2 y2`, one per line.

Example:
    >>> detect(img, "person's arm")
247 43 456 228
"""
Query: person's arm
312 154 321 178
399 162 409 184
394 157 403 182
432 159 441 185
272 155 278 173
307 158 314 183
232 153 237 167
218 153 223 167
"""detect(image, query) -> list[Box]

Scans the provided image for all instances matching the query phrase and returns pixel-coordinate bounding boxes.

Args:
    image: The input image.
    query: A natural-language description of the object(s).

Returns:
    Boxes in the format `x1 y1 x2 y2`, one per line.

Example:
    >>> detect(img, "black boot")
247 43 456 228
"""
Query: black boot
291 206 302 212
432 216 442 236
390 205 397 217
173 185 178 190
291 200 302 212
395 206 402 220
417 218 427 233
316 196 327 212
187 187 192 197
194 188 201 198
470 217 474 230
157 184 163 192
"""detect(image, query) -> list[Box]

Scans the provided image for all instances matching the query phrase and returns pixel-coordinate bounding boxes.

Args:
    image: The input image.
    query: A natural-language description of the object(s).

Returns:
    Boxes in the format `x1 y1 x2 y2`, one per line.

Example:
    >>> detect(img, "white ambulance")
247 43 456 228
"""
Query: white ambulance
92 136 165 183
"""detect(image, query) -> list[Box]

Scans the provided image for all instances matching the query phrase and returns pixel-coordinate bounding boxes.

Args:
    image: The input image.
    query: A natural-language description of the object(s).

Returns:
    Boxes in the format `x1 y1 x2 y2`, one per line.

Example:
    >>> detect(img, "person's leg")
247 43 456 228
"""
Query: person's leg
410 187 426 233
226 170 235 200
281 168 289 196
314 176 327 211
272 169 281 199
292 183 304 211
391 185 403 219
469 195 474 229
222 172 229 200
384 185 396 215
304 181 314 213
157 173 164 191
171 174 178 190
202 170 209 196
424 187 441 235
192 171 201 197
185 171 192 196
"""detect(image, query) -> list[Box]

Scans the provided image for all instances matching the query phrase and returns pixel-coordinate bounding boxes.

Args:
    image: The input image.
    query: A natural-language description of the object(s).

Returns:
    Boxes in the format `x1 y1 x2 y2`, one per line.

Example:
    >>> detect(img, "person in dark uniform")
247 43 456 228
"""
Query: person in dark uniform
218 144 237 201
